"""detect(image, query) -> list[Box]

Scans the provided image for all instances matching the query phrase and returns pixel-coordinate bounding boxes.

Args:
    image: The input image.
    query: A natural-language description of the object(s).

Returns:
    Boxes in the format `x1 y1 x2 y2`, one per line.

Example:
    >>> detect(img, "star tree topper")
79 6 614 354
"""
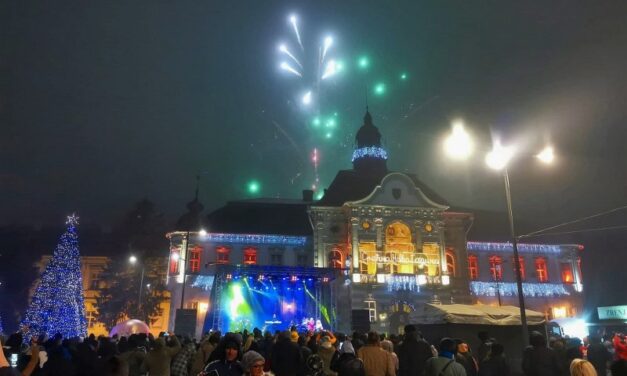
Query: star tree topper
66 213 79 226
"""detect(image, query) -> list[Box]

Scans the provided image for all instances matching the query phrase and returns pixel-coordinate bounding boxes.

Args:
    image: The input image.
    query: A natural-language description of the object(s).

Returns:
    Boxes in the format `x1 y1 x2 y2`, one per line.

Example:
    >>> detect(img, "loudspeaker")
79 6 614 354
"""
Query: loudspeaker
351 309 371 333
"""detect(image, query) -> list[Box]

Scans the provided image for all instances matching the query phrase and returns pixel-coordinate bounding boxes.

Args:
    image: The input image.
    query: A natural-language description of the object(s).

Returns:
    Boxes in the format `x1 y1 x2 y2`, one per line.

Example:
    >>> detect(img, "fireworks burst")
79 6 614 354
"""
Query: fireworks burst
277 13 343 109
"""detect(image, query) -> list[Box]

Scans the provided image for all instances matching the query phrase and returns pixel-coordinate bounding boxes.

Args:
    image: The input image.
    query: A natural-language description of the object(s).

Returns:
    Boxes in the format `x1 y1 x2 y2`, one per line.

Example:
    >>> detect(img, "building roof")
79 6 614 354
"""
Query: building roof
316 169 450 207
205 198 313 237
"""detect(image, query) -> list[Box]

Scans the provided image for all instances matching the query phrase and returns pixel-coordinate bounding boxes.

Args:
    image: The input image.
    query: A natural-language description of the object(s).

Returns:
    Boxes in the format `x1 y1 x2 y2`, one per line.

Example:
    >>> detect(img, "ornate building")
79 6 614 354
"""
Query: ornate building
166 109 584 336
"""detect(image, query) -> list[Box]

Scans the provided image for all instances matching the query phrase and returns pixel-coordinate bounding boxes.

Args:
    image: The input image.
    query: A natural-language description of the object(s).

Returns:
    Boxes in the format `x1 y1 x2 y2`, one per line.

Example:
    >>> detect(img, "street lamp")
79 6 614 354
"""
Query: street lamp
443 121 554 347
129 255 146 312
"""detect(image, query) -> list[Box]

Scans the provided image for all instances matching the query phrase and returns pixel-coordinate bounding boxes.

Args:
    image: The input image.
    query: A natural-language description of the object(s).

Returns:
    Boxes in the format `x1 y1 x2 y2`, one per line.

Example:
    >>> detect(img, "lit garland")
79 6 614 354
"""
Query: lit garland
467 242 562 254
469 281 570 297
196 233 307 246
386 275 421 292
22 215 87 340
351 146 388 162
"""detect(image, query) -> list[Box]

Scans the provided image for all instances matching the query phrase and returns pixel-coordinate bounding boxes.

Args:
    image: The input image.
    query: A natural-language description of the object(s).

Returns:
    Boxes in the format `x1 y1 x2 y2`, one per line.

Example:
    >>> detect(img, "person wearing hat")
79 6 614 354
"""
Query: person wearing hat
319 335 338 376
331 340 365 376
424 338 466 376
202 335 244 376
271 331 303 376
242 351 266 376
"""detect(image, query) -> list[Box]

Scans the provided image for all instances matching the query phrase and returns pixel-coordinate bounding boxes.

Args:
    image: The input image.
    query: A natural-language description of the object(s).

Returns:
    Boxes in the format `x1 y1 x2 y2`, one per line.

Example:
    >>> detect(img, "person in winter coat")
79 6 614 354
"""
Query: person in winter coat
357 332 395 376
424 338 466 376
140 334 181 376
396 325 433 376
586 335 611 376
318 336 338 376
241 351 267 376
119 335 147 376
477 343 510 376
522 331 562 376
191 333 220 376
614 333 627 361
171 337 196 376
202 335 244 376
454 340 477 376
331 340 365 376
271 331 303 376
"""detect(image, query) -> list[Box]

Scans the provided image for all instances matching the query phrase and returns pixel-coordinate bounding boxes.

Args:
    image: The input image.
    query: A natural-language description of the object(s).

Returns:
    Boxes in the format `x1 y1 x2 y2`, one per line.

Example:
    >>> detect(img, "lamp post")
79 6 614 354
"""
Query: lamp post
129 255 146 312
444 122 554 347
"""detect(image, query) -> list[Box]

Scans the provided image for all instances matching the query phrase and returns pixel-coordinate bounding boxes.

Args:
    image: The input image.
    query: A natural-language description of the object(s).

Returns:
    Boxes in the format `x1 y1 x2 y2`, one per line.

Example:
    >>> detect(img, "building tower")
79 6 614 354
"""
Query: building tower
352 109 388 176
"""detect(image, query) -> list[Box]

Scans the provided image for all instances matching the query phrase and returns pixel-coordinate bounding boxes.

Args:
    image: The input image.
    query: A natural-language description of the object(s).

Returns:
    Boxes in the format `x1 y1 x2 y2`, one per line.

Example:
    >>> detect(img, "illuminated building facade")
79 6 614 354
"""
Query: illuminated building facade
166 110 584 336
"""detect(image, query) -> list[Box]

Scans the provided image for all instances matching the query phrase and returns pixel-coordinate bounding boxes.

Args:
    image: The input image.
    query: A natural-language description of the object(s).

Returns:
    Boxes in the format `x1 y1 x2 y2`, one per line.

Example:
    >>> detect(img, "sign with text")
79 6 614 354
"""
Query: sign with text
597 305 627 320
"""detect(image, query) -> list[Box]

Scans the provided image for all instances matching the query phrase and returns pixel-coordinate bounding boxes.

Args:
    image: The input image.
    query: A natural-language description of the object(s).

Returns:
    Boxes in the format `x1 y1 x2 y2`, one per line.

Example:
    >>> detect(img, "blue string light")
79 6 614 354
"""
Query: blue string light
469 281 570 297
467 242 562 254
22 215 87 340
198 233 307 246
351 146 388 162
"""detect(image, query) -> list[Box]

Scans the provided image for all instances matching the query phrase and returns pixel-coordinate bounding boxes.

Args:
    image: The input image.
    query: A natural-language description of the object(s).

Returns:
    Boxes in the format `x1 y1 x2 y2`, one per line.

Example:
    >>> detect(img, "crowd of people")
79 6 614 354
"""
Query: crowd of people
2 326 627 376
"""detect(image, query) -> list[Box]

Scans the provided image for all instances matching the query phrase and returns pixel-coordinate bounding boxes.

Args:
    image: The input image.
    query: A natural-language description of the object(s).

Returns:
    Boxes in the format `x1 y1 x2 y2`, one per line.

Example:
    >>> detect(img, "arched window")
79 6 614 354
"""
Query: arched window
328 248 343 269
445 249 456 277
467 254 479 280
169 248 180 274
561 263 574 283
243 247 257 265
216 246 230 264
535 257 549 282
489 256 503 281
512 256 526 280
189 246 202 273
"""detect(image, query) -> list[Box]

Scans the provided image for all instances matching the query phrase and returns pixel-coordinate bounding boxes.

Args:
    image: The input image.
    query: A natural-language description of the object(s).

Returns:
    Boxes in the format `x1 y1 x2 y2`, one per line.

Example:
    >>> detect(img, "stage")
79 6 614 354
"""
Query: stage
202 265 338 333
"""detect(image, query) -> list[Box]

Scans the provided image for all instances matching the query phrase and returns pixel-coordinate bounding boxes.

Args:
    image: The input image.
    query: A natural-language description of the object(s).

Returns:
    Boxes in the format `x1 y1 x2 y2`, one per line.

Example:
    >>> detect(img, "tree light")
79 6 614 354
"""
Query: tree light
443 121 473 160
485 140 515 170
536 146 554 164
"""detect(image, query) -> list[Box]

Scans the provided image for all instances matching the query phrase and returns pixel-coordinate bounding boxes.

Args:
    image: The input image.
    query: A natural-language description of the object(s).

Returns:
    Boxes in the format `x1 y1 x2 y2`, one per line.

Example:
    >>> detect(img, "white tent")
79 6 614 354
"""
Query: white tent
415 303 546 326
109 319 150 337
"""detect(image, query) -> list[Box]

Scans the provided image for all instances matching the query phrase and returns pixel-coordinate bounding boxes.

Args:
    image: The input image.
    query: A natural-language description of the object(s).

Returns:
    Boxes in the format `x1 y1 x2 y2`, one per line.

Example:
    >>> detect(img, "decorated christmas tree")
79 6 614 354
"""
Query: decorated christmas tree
22 215 87 340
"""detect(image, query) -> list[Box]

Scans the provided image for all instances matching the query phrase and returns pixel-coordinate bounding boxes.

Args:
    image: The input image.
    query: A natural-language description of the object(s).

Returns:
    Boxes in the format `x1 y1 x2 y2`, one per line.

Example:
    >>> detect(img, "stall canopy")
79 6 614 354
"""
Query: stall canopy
416 303 546 326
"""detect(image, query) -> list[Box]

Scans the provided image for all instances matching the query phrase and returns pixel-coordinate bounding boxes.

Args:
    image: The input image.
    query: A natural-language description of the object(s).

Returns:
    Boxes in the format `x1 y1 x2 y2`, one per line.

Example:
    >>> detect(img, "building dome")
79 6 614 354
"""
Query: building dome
352 109 388 176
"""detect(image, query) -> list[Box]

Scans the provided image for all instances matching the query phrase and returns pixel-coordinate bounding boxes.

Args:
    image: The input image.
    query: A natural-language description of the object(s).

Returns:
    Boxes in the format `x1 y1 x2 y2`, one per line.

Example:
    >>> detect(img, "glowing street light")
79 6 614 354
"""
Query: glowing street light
443 121 473 160
129 255 138 264
536 146 555 164
485 140 515 170
199 229 207 237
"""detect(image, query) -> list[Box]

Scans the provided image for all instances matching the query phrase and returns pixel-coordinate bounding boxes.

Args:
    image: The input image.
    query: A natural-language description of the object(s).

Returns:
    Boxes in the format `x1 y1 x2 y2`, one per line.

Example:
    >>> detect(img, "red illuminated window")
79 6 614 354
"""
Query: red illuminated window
169 249 180 274
216 246 230 264
561 263 574 283
468 254 479 280
243 247 257 265
535 257 549 282
489 256 503 281
328 249 343 269
189 246 202 273
445 249 456 277
512 256 526 280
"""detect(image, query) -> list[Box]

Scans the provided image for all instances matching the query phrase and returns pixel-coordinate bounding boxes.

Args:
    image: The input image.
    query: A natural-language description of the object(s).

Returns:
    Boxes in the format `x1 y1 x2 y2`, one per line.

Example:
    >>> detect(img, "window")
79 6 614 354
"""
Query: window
271 253 283 266
243 247 257 265
468 255 479 280
189 246 202 273
512 256 526 280
328 248 343 269
90 271 102 290
216 246 230 264
535 257 549 282
561 263 574 283
445 249 456 277
489 256 503 281
169 249 180 274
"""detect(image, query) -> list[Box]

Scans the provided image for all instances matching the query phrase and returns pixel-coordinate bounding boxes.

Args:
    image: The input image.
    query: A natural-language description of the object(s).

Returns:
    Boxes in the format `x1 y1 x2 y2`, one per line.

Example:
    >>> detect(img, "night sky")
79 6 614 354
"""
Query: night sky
2 1 627 230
